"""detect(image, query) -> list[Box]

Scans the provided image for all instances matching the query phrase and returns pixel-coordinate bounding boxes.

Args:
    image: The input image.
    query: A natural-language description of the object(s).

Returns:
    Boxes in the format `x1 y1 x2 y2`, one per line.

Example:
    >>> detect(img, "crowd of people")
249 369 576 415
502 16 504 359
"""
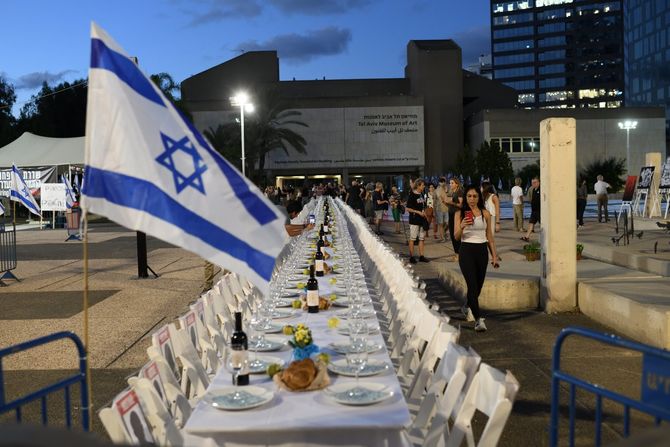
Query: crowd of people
267 172 613 334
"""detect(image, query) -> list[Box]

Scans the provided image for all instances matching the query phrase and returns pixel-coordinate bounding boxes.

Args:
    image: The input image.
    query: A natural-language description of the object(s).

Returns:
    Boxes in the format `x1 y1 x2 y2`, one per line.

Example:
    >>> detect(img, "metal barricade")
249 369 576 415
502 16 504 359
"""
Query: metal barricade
65 208 82 241
550 326 670 446
0 331 90 431
0 221 19 285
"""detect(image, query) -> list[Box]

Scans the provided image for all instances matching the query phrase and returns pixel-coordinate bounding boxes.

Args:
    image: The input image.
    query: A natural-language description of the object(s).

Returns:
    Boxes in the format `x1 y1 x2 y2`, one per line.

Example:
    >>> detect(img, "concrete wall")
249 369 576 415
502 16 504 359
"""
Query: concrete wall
467 108 667 178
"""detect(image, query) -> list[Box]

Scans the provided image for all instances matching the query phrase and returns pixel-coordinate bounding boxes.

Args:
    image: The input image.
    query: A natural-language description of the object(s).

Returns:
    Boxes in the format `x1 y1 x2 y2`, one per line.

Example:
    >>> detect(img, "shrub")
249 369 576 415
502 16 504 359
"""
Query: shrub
579 157 626 192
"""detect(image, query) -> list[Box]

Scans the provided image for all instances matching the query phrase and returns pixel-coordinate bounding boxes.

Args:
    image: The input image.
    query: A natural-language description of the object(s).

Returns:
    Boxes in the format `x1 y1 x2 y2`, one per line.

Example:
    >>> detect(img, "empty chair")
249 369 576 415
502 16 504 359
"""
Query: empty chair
136 356 192 427
178 309 220 374
99 388 157 445
127 378 184 446
408 343 481 446
444 363 520 447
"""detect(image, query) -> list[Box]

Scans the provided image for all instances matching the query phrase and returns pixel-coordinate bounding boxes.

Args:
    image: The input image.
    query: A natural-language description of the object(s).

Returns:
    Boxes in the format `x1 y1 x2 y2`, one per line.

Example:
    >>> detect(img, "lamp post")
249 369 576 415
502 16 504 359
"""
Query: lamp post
618 120 637 174
230 92 254 177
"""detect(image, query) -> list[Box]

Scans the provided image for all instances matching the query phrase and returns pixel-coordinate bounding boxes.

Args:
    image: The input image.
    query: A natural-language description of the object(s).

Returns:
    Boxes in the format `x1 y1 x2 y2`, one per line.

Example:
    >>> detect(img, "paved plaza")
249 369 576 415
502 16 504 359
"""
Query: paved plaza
0 212 668 444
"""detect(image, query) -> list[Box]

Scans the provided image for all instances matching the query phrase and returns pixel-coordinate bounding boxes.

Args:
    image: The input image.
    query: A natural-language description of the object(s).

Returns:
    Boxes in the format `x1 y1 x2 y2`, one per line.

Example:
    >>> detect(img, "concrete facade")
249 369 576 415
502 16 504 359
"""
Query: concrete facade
466 107 667 176
181 40 518 181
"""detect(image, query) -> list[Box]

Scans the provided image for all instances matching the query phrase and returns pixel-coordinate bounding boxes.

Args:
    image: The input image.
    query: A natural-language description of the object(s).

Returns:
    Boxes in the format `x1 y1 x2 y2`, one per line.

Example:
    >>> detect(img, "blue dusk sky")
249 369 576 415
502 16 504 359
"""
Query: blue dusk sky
1 0 491 115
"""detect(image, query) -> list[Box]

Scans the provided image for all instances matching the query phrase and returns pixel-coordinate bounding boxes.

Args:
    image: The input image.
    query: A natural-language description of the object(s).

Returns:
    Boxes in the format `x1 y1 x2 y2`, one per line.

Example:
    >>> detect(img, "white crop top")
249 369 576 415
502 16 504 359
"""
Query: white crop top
462 213 488 243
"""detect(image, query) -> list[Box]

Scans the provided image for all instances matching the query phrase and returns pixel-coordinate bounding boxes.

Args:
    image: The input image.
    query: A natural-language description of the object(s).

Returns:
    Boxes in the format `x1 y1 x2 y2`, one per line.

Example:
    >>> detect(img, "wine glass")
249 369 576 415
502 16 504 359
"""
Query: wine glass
224 345 249 398
247 311 265 369
346 339 368 395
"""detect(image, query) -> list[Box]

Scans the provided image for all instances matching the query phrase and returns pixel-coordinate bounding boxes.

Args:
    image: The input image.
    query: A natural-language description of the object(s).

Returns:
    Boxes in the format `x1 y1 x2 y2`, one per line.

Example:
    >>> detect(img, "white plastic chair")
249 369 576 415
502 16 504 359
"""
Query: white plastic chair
136 357 192 427
99 388 157 445
127 377 184 446
445 363 520 447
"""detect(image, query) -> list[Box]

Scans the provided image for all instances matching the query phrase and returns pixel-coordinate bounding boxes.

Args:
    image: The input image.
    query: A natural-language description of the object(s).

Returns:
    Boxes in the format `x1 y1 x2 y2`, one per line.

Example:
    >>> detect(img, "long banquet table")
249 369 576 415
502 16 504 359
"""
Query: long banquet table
183 200 412 447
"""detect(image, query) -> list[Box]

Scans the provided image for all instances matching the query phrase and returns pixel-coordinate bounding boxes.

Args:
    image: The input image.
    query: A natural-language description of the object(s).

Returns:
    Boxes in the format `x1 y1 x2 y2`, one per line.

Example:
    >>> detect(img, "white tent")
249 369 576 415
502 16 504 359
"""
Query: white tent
0 132 84 168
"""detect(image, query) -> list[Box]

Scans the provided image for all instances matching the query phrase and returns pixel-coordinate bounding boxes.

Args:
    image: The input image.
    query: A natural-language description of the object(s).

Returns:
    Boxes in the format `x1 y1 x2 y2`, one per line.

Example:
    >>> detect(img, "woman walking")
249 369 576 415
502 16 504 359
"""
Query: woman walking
454 185 500 332
577 178 587 227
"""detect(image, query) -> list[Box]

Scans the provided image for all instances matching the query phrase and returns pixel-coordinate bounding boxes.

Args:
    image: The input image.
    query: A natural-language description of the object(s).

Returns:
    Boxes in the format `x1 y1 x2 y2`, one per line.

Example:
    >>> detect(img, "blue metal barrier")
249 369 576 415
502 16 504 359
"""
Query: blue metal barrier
0 331 90 431
550 326 670 446
0 221 19 285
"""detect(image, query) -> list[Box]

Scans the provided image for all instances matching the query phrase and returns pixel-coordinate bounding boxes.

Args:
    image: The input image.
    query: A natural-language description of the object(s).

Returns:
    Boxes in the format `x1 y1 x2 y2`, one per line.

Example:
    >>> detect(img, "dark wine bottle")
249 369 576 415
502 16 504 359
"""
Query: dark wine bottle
315 247 325 277
316 233 325 254
306 265 319 313
319 224 325 238
323 215 330 234
230 312 249 386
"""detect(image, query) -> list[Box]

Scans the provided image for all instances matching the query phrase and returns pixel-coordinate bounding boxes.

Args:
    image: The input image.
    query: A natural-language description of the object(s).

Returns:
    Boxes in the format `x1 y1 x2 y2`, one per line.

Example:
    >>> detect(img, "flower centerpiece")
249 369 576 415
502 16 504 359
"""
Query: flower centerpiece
289 323 319 361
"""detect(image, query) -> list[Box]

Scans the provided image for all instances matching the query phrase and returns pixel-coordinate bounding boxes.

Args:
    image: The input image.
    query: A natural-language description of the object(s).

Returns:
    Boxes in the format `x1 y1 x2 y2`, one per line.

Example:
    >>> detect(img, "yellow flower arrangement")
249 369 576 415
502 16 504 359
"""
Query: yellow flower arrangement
328 278 337 285
289 323 313 349
327 317 340 329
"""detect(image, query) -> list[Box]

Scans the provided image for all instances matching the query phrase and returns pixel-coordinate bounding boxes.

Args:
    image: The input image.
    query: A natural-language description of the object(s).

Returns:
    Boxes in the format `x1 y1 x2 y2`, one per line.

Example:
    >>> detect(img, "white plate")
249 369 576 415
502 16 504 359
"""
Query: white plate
328 342 384 355
337 324 379 335
254 337 287 352
327 358 389 377
252 322 284 333
246 356 285 374
274 298 295 308
324 382 393 406
335 308 376 319
271 308 299 319
207 386 274 411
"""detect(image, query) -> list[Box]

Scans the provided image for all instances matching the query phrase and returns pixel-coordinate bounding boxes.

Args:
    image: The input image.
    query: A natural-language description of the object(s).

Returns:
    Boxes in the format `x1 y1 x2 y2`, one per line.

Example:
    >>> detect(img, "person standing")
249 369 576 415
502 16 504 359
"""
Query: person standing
389 185 402 234
454 185 500 332
346 180 364 215
481 182 501 234
435 177 450 242
445 177 463 261
406 179 430 264
372 182 389 235
426 183 436 239
511 177 524 232
577 178 588 227
594 174 611 223
521 177 540 242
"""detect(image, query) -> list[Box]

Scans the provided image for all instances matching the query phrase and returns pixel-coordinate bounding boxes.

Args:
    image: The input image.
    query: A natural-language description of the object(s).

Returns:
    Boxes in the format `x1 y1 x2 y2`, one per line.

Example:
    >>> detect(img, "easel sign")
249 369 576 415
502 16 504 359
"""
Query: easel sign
40 183 67 229
618 175 637 222
660 157 670 218
633 166 655 217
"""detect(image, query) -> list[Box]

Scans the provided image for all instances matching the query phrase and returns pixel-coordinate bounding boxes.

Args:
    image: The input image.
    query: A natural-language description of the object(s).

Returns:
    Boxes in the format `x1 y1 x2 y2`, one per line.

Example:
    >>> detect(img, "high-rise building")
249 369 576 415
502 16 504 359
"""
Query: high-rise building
624 0 670 145
490 0 625 109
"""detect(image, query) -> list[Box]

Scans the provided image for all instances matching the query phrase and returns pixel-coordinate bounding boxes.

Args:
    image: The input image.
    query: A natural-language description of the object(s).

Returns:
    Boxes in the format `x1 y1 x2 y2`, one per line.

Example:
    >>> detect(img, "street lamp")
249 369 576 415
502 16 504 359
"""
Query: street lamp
618 120 637 174
230 92 254 176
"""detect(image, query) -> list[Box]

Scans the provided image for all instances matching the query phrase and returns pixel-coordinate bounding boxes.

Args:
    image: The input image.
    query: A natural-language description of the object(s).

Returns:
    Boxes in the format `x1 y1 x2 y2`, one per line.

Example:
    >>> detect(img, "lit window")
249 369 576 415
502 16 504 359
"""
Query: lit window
518 93 535 104
536 0 573 6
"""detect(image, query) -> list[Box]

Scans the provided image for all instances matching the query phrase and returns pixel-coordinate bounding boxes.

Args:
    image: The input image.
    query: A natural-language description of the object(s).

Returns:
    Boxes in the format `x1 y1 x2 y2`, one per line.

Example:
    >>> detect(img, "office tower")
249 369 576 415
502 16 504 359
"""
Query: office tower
624 0 670 144
491 1 625 109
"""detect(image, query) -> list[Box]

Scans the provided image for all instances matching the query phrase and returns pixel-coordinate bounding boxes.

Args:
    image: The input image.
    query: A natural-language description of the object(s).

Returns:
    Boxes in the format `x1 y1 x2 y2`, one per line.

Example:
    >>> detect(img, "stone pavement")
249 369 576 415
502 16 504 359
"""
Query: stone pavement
0 221 211 434
376 214 668 446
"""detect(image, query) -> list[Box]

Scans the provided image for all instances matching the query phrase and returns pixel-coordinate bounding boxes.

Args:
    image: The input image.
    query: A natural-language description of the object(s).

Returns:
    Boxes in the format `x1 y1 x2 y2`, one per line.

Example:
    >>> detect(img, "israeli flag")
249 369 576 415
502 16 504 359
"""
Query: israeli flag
10 164 41 217
82 23 287 294
0 200 5 216
73 175 80 193
61 174 76 209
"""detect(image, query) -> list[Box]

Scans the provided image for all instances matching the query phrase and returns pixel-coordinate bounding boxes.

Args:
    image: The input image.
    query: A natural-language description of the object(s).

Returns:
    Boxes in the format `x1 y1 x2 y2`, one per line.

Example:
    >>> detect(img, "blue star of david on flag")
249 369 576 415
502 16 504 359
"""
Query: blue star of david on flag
156 132 208 194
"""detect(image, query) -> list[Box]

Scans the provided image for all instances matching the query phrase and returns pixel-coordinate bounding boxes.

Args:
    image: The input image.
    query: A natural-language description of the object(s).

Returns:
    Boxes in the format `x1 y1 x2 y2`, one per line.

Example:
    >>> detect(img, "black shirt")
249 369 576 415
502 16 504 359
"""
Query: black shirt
406 190 426 225
372 190 387 210
531 187 541 212
347 185 364 207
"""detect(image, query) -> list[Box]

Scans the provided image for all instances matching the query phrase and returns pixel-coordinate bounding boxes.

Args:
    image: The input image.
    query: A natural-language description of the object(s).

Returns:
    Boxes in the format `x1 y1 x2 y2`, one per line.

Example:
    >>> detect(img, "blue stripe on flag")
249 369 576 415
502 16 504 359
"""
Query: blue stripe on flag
10 190 40 215
90 38 165 108
84 166 276 281
177 111 278 226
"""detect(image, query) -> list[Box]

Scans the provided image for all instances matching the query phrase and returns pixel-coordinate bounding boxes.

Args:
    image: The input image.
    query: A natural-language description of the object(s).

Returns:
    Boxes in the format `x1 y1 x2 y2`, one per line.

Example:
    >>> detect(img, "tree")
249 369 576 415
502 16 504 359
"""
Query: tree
580 157 626 192
17 79 87 137
150 72 191 120
0 76 17 147
516 160 540 190
454 144 476 183
204 87 308 183
203 122 243 172
475 140 513 187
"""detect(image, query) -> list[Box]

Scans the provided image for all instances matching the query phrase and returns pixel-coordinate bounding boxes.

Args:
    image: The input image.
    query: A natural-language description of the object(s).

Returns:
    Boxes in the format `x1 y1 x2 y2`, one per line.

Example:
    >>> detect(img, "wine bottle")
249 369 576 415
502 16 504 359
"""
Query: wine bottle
306 264 319 313
323 215 329 234
317 233 325 255
319 224 325 238
230 312 249 386
315 247 325 277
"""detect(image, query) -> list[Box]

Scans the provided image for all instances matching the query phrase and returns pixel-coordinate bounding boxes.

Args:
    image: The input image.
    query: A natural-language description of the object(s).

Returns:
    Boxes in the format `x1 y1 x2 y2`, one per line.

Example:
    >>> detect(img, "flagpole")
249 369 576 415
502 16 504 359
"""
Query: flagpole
12 202 15 225
82 209 93 429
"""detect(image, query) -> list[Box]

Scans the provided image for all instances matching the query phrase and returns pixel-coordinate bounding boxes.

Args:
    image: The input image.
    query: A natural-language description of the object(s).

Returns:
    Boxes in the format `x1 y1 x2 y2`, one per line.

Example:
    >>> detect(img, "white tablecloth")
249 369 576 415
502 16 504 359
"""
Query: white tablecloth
184 236 411 446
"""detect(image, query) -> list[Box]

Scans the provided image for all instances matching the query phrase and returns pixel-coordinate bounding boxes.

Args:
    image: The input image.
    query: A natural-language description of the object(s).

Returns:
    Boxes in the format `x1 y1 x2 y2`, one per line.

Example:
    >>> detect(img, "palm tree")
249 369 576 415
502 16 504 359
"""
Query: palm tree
205 87 308 183
246 87 308 181
150 72 191 120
